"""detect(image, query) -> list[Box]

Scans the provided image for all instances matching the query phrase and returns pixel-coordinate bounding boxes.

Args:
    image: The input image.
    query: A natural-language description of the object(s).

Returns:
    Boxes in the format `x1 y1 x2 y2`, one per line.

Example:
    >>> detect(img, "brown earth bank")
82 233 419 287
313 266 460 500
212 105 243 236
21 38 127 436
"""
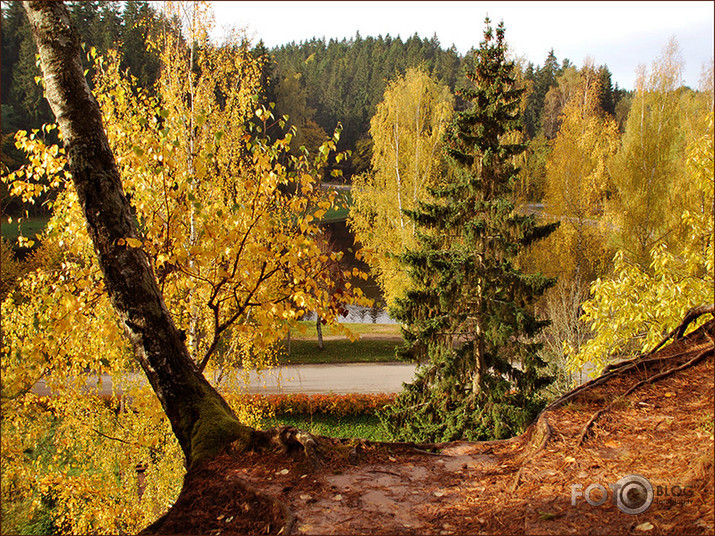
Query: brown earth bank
142 320 714 536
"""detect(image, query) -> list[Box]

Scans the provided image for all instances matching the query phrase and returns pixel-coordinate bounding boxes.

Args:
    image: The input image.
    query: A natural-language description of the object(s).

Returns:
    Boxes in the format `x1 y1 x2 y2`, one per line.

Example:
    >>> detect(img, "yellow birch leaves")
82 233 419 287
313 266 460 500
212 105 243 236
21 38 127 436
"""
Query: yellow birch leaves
569 112 714 374
1 9 368 534
350 67 453 306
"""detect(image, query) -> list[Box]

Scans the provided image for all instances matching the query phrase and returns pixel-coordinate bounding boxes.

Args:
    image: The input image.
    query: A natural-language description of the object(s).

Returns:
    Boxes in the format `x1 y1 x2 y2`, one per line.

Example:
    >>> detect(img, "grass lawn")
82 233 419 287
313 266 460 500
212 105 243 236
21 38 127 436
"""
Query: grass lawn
262 413 390 442
291 321 401 339
320 189 352 223
1 214 50 243
278 338 401 364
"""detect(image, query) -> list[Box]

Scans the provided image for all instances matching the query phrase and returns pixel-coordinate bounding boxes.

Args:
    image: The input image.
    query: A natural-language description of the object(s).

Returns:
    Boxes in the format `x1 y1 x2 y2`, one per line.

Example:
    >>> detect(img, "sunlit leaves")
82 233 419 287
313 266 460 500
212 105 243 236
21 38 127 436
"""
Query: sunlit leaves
1 6 369 533
570 113 714 375
534 62 619 283
606 39 695 268
350 67 454 306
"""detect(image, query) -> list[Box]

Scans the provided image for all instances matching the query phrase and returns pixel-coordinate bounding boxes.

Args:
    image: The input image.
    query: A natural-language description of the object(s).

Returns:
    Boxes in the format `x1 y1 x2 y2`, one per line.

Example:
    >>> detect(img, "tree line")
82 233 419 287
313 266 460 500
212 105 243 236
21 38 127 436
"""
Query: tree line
2 1 165 134
267 33 632 181
2 2 630 184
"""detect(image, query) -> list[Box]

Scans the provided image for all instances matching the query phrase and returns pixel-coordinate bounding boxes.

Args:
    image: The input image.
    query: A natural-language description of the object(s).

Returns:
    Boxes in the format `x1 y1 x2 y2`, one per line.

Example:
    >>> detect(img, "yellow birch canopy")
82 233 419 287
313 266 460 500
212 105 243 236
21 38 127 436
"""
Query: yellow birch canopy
349 67 453 307
1 14 368 533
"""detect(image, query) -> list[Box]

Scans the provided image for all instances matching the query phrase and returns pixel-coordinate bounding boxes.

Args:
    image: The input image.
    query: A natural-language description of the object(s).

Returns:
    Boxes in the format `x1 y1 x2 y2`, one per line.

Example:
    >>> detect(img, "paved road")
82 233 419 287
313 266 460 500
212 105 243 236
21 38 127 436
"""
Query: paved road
31 363 420 397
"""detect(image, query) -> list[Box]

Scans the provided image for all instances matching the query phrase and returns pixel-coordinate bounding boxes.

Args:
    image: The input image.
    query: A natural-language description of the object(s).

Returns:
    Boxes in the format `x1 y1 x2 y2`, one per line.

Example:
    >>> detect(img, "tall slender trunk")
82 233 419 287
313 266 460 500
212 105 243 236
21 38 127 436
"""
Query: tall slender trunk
24 1 252 470
187 4 200 359
392 106 404 230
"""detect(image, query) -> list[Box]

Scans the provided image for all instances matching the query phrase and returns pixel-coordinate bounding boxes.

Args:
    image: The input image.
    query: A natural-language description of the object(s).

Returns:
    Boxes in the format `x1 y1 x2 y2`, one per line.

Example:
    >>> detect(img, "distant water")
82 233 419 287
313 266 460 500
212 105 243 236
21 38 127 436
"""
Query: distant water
302 305 396 324
320 220 395 323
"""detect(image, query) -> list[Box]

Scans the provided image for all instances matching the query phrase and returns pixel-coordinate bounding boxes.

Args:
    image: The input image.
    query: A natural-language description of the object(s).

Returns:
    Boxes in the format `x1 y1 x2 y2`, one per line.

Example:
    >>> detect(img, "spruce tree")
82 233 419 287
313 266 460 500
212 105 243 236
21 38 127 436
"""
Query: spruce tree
383 19 558 442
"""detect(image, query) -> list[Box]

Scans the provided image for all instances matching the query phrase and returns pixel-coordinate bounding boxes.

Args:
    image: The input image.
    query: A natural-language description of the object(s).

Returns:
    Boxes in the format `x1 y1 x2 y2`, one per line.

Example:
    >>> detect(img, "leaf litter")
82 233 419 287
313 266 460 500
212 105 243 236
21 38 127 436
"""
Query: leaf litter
142 322 714 535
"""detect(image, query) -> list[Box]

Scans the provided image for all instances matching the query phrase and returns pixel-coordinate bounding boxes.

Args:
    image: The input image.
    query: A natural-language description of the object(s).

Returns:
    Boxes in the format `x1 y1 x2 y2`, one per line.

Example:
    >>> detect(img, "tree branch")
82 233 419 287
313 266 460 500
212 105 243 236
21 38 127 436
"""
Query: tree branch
23 0 252 469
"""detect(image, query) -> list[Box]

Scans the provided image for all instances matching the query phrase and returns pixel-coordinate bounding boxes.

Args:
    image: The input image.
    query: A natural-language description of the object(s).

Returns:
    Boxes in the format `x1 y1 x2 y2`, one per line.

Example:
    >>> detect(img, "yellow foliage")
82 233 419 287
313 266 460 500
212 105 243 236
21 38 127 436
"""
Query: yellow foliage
1 7 369 533
606 39 699 269
534 62 619 284
350 67 453 307
570 113 714 375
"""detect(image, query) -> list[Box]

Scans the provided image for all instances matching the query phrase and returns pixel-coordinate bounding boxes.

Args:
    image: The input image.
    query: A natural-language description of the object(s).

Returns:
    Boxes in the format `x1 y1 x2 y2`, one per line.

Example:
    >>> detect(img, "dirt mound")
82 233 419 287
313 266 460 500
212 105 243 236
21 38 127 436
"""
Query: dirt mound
142 320 714 535
141 461 290 535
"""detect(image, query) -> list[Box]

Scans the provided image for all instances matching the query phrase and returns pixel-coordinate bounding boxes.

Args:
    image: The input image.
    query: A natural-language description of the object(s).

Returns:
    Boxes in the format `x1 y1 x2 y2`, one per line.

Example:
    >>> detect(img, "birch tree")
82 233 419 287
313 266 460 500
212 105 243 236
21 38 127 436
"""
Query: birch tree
349 67 453 306
607 39 690 269
541 61 619 283
1 3 365 532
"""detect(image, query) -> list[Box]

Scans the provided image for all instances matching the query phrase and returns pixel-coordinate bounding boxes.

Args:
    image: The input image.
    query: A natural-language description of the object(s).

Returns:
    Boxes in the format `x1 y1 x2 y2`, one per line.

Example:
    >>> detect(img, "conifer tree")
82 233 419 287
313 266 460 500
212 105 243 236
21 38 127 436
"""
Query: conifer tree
383 19 558 442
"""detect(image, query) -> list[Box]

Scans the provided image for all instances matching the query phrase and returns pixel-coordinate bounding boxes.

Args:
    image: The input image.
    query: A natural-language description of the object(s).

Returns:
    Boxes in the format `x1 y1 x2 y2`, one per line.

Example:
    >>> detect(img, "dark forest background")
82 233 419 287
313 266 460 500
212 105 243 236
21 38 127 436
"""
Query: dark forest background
1 0 634 205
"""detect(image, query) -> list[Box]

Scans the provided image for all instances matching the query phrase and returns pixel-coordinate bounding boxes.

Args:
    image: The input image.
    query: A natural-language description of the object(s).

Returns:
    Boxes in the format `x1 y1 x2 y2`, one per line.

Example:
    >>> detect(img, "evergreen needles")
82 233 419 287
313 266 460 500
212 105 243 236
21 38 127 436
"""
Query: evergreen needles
382 19 559 442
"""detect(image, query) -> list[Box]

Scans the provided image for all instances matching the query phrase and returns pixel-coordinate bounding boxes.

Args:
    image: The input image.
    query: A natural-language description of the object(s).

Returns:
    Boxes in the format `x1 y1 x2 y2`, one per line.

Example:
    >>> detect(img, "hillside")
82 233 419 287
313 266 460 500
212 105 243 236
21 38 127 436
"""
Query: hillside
143 320 714 535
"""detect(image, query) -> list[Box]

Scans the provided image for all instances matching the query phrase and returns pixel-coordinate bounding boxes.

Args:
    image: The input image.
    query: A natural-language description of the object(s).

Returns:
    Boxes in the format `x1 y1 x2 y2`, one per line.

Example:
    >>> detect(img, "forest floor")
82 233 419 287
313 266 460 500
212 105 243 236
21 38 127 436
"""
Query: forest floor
143 321 714 536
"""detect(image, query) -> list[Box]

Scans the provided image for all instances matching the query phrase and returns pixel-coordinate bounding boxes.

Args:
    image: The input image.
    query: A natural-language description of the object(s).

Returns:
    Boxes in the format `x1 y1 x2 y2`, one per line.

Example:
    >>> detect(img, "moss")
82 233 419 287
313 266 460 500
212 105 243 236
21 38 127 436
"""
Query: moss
189 395 253 469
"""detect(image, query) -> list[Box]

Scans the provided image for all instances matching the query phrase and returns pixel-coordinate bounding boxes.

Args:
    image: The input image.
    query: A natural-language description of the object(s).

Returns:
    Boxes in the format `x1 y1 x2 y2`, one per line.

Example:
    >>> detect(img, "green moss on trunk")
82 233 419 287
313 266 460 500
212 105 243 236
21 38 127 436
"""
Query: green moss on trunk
187 391 254 469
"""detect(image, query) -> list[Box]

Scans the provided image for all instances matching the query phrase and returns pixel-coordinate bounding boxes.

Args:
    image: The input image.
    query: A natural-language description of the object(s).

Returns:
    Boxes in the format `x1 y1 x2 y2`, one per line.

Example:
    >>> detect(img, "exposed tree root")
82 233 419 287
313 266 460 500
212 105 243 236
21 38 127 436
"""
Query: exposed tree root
578 346 712 446
535 416 553 452
546 310 715 413
603 348 700 374
650 304 715 353
603 304 714 374
247 426 323 471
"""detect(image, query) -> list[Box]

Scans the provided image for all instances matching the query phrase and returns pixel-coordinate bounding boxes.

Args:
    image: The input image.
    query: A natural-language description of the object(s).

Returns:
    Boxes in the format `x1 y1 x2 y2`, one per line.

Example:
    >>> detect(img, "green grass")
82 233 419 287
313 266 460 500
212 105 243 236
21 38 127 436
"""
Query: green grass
262 413 390 441
291 321 401 339
279 338 401 364
320 190 352 223
1 215 50 243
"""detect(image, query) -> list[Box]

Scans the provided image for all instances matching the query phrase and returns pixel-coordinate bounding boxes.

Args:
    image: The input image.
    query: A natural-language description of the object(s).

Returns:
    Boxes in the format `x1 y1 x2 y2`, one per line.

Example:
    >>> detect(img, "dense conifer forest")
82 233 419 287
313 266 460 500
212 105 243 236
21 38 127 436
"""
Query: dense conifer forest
2 1 632 185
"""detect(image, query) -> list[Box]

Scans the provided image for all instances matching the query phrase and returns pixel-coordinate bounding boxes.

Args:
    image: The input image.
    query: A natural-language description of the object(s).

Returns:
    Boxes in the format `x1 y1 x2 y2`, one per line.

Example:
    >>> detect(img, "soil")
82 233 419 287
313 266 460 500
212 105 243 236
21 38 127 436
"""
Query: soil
142 320 714 535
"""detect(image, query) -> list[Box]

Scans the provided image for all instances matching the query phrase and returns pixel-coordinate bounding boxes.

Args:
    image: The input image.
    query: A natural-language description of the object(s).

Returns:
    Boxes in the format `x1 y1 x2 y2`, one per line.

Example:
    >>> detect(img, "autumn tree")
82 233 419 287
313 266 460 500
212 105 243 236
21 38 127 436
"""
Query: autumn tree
349 67 453 306
518 62 620 392
382 20 557 443
0 0 165 136
273 68 329 156
570 112 714 374
540 65 579 139
1 2 365 533
607 39 692 269
270 33 464 177
567 48 714 375
539 61 619 283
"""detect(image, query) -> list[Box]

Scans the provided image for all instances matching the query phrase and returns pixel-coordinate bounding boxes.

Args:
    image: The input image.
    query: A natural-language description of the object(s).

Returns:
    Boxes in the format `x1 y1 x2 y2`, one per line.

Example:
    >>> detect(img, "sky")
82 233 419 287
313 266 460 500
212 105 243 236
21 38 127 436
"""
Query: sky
209 1 714 90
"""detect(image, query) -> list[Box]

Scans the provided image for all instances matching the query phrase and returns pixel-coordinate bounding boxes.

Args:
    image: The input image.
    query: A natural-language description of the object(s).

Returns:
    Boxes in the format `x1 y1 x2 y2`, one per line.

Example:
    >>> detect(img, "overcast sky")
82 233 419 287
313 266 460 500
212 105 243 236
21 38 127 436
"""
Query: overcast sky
209 1 714 90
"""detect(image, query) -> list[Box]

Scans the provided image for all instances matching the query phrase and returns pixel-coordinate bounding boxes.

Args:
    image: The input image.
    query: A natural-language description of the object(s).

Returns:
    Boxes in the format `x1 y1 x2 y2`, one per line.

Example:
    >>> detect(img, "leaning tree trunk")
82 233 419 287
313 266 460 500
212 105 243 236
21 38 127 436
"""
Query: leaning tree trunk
23 1 252 469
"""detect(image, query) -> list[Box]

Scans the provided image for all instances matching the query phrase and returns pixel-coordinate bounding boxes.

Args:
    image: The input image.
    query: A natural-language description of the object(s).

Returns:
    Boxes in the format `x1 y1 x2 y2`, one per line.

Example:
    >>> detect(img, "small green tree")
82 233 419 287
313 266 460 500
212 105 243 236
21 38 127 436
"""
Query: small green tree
382 20 557 442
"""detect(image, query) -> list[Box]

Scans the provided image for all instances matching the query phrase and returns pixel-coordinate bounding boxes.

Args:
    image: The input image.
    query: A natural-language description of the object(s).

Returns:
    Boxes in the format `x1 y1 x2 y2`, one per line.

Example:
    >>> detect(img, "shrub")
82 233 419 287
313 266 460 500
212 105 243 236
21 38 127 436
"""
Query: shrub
227 393 396 418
